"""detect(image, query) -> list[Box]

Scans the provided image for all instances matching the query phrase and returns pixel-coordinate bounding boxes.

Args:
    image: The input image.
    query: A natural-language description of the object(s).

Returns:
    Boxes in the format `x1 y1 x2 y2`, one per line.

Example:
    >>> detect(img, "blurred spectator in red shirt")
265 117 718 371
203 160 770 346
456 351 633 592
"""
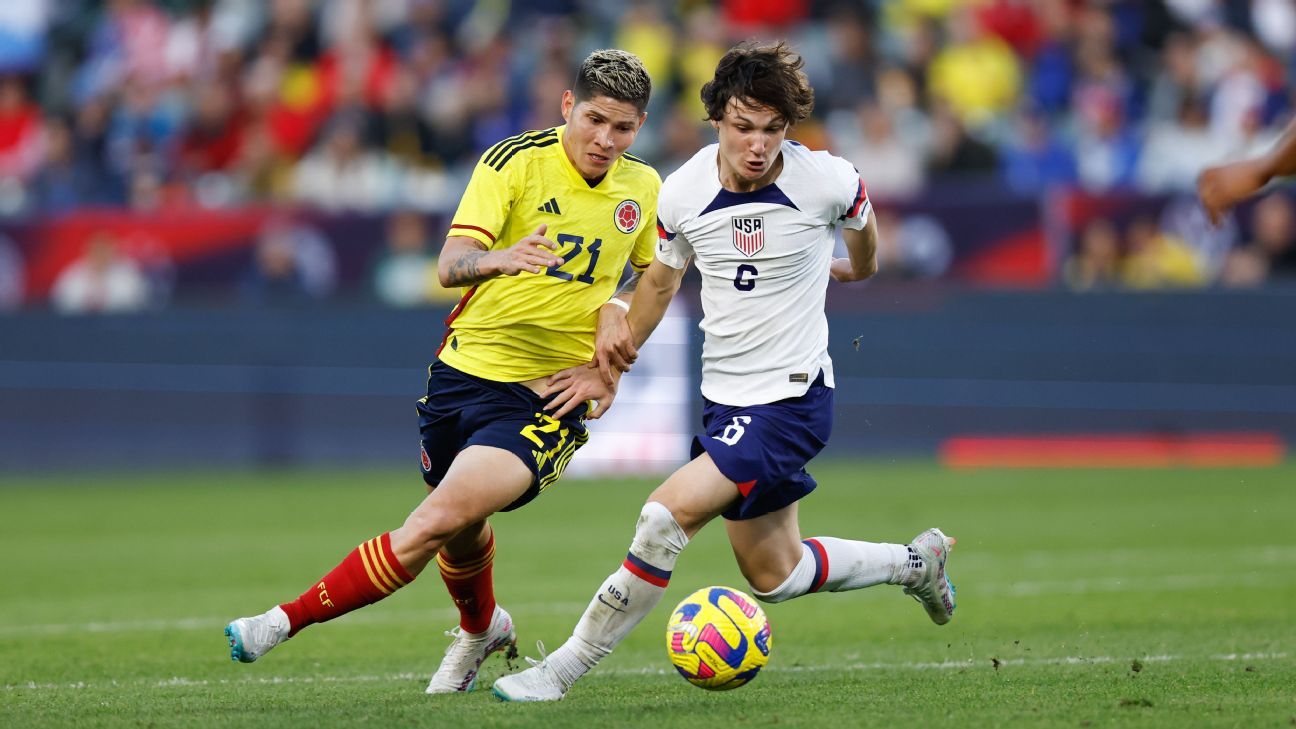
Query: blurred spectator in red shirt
177 81 245 177
0 74 43 181
722 0 808 34
975 0 1043 58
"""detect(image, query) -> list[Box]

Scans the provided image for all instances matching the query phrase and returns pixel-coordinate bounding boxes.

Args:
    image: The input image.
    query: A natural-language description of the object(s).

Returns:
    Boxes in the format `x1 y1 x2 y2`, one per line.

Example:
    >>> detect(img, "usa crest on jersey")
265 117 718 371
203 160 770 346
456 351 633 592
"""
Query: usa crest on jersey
731 216 764 257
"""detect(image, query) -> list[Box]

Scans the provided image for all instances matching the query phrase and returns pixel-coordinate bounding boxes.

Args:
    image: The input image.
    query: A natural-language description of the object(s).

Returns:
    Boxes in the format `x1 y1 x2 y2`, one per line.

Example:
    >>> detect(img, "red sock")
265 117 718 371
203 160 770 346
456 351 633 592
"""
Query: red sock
279 532 414 637
437 532 497 633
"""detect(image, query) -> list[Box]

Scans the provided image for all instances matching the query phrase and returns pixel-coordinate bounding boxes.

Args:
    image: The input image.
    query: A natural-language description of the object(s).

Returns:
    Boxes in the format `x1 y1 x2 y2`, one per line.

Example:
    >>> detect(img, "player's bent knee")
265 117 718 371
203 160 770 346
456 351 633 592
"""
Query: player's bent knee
637 501 684 541
638 501 676 534
399 510 466 555
631 501 689 563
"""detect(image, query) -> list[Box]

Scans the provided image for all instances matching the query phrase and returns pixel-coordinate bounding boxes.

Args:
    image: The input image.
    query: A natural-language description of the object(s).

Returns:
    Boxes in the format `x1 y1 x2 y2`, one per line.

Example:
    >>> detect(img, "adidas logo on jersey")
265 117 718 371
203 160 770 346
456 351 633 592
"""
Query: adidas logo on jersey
537 198 562 215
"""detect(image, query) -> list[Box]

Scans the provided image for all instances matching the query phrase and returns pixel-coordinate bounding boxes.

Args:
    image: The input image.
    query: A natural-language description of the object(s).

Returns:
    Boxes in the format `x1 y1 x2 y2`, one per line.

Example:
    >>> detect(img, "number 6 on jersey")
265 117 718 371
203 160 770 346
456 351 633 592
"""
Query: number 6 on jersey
713 416 752 445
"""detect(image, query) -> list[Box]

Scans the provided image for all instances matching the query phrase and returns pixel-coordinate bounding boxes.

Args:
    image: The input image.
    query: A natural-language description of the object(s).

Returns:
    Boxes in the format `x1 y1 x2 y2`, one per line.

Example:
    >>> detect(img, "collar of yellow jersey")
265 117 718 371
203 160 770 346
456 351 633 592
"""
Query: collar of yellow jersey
554 124 617 189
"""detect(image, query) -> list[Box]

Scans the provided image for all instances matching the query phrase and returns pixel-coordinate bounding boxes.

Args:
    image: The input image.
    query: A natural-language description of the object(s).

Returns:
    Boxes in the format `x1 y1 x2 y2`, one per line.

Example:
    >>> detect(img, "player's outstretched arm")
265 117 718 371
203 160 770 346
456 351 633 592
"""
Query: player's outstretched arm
592 271 644 385
627 259 686 348
591 259 684 385
1199 119 1296 225
438 225 562 288
831 208 879 282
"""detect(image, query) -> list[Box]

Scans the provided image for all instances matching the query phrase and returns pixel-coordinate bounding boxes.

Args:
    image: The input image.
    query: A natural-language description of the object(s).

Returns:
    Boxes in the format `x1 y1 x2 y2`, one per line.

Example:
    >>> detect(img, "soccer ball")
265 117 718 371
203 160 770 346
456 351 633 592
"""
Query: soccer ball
665 586 772 690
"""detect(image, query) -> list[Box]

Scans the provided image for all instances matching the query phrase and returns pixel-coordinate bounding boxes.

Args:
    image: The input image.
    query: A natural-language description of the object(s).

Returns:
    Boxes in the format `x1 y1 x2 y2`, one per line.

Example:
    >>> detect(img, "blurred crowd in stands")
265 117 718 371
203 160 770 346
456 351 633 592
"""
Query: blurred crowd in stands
2 0 1296 311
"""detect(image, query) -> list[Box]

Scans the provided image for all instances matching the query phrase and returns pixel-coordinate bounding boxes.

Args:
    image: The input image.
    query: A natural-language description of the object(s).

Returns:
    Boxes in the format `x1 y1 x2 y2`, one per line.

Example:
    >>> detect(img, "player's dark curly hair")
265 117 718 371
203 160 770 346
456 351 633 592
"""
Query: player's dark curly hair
573 49 653 113
700 41 814 125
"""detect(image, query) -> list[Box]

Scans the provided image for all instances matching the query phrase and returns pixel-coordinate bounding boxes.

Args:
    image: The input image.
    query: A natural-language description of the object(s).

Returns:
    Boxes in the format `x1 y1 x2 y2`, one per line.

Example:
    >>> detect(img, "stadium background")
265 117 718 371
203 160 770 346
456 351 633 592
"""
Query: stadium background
3 2 1296 726
0 0 1292 471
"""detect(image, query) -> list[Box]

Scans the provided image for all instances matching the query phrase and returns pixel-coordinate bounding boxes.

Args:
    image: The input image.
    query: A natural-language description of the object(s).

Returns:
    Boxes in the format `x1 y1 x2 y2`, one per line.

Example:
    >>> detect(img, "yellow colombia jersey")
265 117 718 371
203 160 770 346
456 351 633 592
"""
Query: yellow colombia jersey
438 125 661 381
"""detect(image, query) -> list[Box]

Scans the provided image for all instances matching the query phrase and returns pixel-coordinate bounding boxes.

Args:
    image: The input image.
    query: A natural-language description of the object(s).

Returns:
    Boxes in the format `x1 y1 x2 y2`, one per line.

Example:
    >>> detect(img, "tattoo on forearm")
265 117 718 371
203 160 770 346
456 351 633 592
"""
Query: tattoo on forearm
445 250 490 286
614 270 643 298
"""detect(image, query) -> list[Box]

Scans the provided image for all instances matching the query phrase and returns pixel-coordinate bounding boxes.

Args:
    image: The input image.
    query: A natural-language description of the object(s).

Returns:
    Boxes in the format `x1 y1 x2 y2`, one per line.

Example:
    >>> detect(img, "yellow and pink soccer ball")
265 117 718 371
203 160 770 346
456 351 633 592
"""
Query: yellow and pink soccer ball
665 586 772 690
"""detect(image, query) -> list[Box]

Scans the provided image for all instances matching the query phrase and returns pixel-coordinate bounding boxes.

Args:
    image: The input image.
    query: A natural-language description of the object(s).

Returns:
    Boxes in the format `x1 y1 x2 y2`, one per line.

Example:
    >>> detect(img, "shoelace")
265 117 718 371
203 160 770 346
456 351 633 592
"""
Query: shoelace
523 640 549 669
440 626 488 660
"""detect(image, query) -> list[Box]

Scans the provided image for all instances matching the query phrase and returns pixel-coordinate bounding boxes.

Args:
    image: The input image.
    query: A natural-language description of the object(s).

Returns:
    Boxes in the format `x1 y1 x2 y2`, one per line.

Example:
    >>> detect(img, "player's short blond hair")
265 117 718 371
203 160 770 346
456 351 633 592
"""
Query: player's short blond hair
574 49 652 113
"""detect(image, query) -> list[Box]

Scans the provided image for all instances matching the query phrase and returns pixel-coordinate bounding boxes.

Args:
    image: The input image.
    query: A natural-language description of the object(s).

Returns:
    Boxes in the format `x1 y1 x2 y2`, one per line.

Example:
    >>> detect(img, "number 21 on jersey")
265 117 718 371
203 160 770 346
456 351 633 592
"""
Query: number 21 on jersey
546 233 602 285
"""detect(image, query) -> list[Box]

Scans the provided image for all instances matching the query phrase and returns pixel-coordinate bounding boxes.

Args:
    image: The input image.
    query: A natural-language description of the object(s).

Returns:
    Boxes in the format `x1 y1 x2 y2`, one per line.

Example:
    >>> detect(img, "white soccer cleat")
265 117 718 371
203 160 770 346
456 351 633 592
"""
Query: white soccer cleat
224 606 291 663
491 653 569 702
903 528 957 625
425 606 518 694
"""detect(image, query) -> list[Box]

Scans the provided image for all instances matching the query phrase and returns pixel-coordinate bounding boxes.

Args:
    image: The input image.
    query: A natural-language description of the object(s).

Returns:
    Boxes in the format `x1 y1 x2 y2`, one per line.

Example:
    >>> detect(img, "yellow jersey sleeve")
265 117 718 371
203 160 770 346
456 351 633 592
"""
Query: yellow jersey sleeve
629 204 657 271
446 153 521 248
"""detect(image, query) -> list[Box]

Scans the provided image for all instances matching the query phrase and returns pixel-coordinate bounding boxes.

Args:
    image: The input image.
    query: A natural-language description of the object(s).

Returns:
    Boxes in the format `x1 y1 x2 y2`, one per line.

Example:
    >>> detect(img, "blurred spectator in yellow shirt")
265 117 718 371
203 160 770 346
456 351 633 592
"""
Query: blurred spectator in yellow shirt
1121 215 1206 289
927 6 1022 129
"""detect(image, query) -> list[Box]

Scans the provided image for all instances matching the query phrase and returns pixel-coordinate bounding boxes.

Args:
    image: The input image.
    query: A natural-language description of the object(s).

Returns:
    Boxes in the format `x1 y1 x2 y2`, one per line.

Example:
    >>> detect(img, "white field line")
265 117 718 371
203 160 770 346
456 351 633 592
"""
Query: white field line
4 652 1288 692
0 602 591 637
10 568 1296 635
6 568 1296 637
983 571 1293 597
1012 545 1296 568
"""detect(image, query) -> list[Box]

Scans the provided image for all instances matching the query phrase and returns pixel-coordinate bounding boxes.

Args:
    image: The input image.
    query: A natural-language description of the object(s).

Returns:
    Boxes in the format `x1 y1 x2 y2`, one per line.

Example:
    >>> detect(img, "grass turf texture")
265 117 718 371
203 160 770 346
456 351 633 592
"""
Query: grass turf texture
2 462 1294 728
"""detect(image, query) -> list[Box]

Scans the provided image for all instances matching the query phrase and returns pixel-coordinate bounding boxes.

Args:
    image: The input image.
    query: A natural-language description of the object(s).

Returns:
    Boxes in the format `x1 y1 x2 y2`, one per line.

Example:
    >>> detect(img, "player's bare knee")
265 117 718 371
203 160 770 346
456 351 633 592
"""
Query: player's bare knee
399 510 463 556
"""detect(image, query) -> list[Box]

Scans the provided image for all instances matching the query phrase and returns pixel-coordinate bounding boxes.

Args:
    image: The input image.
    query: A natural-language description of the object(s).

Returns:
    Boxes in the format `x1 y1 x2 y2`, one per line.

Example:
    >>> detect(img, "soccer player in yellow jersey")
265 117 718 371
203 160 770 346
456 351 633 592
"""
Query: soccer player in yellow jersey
224 50 660 695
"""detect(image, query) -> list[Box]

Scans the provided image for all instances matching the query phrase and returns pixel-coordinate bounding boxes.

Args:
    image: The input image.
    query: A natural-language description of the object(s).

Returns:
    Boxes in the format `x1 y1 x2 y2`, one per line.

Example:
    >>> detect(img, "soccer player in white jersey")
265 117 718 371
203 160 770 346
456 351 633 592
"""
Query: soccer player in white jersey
493 41 957 702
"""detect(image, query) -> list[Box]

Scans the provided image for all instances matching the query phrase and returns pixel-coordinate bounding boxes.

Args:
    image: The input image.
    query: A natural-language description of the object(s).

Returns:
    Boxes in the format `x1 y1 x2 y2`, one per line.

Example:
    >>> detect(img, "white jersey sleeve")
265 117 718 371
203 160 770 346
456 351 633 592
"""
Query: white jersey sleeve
825 154 871 231
655 193 693 269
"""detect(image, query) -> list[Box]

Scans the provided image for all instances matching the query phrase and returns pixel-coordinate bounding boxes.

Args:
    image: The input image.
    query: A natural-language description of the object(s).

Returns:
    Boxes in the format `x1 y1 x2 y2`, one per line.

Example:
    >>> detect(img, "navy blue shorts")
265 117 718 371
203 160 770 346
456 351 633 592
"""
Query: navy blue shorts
416 360 589 512
691 371 834 521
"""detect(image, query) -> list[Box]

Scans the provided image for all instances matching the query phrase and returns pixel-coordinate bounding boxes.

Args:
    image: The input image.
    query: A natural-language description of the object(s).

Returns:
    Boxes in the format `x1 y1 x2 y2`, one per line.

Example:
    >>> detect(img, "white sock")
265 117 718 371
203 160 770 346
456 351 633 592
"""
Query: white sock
546 502 688 687
754 538 912 603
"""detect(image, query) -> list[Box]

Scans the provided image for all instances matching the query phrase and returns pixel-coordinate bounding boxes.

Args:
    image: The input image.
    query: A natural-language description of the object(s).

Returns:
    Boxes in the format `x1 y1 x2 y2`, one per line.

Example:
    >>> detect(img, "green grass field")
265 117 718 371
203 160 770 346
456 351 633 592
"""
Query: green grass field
2 461 1294 728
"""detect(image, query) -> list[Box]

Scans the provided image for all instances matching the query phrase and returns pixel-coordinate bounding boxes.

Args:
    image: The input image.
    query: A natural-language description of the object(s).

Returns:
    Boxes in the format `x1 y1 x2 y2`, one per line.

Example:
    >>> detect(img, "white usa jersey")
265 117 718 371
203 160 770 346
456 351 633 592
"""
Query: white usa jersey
656 141 870 406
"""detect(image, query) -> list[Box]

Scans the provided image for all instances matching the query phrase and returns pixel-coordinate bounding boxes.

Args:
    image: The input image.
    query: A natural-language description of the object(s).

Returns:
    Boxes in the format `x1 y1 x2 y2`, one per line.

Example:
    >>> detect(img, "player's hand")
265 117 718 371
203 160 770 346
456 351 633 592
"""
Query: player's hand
1198 159 1270 226
591 302 637 386
543 363 619 420
495 224 562 275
